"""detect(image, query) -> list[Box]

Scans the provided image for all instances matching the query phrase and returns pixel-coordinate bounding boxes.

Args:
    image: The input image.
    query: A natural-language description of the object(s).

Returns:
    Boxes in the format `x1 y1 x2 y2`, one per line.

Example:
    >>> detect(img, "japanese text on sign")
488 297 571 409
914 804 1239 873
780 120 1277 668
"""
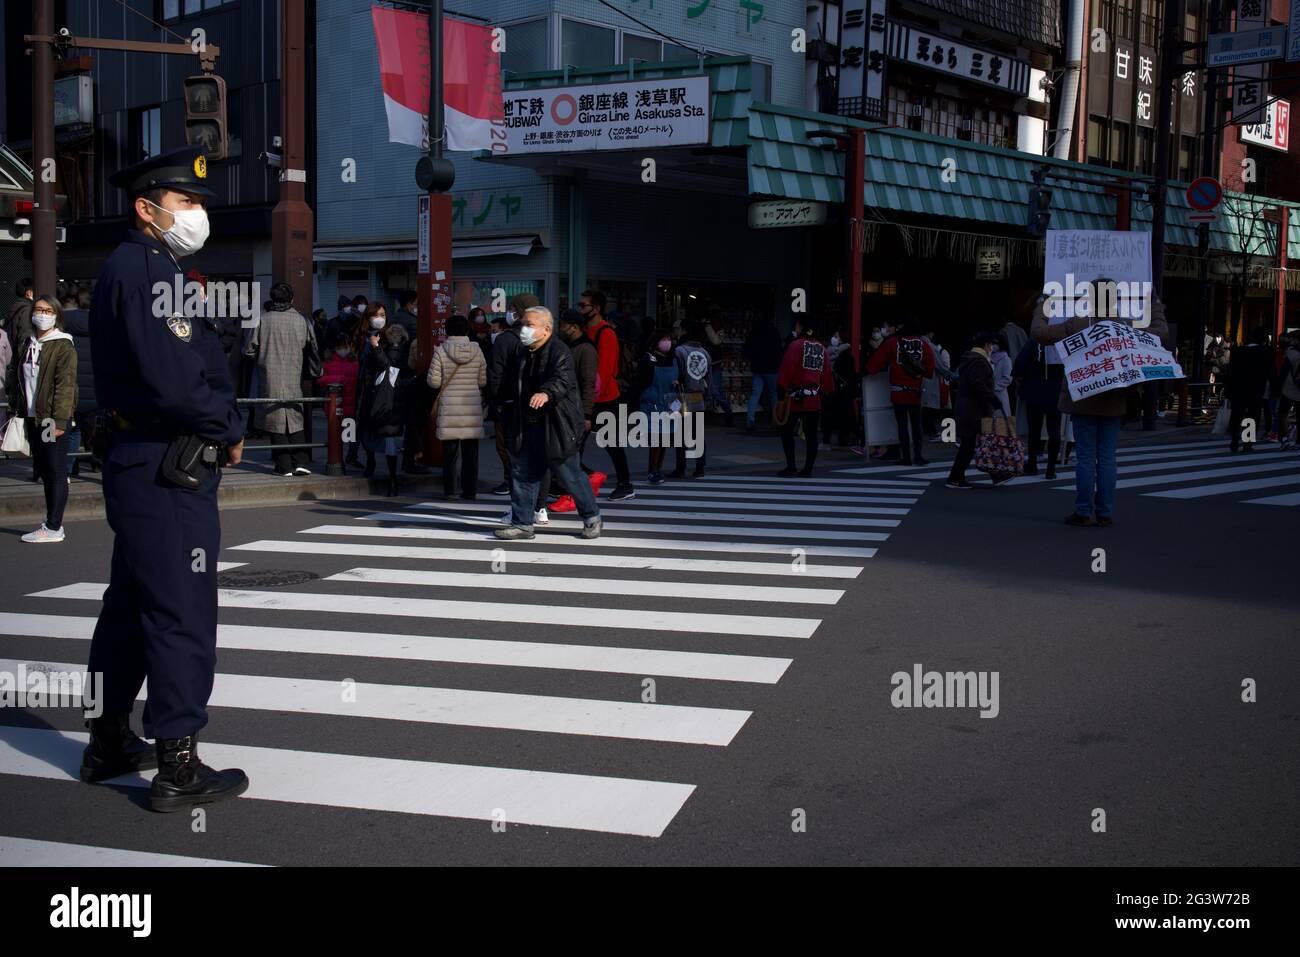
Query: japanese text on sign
1059 320 1184 400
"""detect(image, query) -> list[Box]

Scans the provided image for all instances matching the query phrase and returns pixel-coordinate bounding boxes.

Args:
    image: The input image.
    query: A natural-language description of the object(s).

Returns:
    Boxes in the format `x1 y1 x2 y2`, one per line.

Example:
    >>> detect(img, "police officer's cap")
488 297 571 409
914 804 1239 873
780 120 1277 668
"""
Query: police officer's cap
109 145 216 201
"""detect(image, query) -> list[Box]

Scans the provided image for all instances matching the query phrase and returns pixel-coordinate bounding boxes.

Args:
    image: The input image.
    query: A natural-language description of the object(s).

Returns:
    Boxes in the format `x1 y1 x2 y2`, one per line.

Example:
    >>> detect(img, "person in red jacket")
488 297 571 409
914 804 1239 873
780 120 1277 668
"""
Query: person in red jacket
865 319 935 465
580 288 633 500
319 332 360 467
776 322 835 476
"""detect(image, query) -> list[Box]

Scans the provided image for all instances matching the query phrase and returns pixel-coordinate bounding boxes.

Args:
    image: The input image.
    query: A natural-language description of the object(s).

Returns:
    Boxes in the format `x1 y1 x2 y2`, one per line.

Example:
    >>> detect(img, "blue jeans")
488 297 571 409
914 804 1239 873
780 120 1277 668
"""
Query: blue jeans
510 427 598 530
747 373 778 424
709 368 732 414
1072 414 1122 518
63 424 82 475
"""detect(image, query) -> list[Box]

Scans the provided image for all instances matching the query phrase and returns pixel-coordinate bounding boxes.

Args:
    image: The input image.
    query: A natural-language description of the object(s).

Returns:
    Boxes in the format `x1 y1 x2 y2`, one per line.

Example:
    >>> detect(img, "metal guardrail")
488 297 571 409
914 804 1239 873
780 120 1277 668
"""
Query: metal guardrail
1 383 347 473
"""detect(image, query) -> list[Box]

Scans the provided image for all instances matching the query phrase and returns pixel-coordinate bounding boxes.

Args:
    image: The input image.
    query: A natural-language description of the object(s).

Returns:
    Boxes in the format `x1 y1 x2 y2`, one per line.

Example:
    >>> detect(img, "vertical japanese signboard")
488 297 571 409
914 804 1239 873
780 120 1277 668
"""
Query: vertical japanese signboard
836 0 887 121
1234 0 1269 126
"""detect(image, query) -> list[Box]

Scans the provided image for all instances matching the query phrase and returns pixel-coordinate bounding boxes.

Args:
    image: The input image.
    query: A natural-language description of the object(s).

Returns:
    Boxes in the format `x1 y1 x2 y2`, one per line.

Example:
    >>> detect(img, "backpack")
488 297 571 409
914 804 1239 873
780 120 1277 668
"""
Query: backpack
896 337 926 378
677 342 712 394
596 324 638 393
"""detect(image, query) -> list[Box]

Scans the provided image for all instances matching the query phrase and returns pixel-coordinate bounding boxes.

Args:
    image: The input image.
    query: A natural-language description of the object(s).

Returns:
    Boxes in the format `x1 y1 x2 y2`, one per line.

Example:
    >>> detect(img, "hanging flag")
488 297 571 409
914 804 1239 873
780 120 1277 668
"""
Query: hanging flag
371 6 504 152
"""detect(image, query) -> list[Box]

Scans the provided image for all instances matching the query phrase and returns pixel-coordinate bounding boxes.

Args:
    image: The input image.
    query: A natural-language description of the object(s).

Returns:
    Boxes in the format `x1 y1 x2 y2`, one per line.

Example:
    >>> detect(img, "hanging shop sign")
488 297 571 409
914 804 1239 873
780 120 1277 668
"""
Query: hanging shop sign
885 23 1030 96
1234 2 1269 127
975 244 1006 281
500 76 711 154
53 76 93 127
1240 98 1290 152
748 200 828 229
1206 26 1287 68
835 0 888 122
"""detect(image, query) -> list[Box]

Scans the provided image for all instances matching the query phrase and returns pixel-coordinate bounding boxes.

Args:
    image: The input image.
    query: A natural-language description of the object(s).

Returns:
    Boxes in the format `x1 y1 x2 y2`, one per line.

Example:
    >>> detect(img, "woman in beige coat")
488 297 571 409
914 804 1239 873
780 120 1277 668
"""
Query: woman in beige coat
428 314 488 499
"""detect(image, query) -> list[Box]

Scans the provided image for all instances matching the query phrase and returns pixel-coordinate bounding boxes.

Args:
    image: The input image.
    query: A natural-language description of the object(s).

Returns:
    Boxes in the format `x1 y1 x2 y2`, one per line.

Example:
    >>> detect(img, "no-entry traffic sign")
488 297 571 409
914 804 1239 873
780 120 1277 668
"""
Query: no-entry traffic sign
1187 176 1223 223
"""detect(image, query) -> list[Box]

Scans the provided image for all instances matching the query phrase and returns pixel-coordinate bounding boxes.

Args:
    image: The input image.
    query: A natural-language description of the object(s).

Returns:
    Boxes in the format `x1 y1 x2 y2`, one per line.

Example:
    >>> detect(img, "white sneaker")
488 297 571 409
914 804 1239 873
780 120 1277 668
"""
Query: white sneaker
535 508 549 525
279 471 295 477
294 467 312 475
22 524 65 544
500 509 512 524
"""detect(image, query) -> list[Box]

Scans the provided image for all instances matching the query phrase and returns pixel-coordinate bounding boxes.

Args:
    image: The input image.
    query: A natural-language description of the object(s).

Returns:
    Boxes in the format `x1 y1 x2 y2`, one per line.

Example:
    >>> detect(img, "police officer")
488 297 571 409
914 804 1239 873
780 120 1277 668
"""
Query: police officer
81 146 249 812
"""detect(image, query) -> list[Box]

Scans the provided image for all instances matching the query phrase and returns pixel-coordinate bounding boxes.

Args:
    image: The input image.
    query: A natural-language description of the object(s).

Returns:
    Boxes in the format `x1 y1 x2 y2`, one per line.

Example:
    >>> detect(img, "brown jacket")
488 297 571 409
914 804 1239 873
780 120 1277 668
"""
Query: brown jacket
1030 300 1170 417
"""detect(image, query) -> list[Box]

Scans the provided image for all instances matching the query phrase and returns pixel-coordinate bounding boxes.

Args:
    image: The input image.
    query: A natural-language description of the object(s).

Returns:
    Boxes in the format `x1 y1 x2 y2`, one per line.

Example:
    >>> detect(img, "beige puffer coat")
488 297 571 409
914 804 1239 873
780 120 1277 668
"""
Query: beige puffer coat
427 335 487 440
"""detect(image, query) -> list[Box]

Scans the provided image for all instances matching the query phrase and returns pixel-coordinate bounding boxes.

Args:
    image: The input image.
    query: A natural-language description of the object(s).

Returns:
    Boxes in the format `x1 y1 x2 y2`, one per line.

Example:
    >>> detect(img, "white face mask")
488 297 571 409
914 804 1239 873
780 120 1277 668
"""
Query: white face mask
370 317 386 330
490 331 501 343
32 313 57 332
518 325 539 347
147 199 209 257
830 335 841 347
657 339 672 353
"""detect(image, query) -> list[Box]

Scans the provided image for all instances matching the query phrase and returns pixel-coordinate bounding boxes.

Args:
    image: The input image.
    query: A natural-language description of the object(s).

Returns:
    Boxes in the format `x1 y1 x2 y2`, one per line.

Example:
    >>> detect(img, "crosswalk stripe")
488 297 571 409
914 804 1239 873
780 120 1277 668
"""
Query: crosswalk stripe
0 657 751 746
411 500 905 524
229 538 864 579
0 726 695 837
697 473 928 486
30 583 824 639
1060 460 1300 490
591 494 918 510
215 562 247 572
1242 490 1300 505
325 566 844 605
300 524 880 559
0 836 265 867
1144 474 1300 499
623 487 921 503
949 450 1300 487
0 613 794 683
359 511 891 542
631 481 927 496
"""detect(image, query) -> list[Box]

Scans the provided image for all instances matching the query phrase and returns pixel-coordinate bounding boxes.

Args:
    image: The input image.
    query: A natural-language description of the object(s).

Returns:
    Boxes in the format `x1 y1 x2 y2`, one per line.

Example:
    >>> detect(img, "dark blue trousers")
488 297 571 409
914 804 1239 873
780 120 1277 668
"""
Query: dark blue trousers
86 438 222 740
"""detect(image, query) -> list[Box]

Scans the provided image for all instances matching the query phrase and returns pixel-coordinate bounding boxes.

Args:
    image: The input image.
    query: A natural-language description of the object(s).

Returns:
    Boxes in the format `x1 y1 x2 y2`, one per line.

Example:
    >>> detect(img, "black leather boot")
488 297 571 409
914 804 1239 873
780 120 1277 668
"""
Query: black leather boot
149 736 249 813
80 714 157 783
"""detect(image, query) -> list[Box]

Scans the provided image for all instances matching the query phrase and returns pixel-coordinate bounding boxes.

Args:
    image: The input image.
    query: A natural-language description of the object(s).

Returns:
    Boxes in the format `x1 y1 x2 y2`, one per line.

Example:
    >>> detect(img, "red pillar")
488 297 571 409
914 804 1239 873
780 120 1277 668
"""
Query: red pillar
1277 206 1289 342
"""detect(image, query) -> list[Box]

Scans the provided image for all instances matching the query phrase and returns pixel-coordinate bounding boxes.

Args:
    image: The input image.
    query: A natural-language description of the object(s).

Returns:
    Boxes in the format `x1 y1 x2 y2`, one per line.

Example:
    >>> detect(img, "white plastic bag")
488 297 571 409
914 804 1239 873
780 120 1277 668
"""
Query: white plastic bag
1212 400 1231 435
1 416 30 457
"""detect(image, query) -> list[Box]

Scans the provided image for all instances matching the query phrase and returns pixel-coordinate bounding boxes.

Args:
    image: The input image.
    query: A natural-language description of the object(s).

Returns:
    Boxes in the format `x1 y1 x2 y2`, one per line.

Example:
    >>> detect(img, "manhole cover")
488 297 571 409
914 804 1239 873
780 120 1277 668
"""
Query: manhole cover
217 569 320 588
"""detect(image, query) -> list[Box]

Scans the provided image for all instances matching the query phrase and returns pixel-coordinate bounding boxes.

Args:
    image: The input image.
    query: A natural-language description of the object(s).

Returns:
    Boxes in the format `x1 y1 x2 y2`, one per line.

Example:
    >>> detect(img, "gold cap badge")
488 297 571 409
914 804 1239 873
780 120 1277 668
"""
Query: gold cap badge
194 155 207 179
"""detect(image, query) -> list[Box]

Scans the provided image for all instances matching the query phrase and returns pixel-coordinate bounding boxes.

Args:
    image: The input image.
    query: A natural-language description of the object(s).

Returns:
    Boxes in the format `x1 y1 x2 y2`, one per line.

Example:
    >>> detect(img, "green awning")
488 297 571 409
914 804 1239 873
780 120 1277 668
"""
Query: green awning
747 101 1300 260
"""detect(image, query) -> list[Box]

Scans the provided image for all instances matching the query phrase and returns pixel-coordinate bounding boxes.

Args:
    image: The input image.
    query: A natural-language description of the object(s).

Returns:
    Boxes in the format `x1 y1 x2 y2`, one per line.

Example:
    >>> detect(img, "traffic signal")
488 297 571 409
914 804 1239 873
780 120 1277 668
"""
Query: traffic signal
1026 169 1052 238
183 74 228 161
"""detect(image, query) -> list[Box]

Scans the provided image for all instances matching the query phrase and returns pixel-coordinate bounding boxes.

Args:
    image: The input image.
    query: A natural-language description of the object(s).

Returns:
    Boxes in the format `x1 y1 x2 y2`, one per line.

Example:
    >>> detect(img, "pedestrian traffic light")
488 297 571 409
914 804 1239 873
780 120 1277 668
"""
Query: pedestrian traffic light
183 74 228 161
1027 169 1052 238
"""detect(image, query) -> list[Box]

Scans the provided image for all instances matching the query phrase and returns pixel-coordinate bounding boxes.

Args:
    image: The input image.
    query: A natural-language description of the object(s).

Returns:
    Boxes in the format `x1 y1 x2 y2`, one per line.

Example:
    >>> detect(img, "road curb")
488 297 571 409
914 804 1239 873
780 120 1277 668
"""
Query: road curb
0 474 448 525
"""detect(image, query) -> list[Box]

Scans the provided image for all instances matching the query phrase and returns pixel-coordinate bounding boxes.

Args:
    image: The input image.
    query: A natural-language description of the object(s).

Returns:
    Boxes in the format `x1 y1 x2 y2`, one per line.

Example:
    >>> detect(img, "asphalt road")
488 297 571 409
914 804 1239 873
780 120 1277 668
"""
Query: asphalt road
0 429 1295 866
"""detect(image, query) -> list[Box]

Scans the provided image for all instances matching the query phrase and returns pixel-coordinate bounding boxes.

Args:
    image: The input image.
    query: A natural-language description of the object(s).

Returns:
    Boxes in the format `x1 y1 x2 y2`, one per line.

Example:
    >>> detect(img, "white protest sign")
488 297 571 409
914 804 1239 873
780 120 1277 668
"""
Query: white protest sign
1057 319 1184 401
1042 229 1153 362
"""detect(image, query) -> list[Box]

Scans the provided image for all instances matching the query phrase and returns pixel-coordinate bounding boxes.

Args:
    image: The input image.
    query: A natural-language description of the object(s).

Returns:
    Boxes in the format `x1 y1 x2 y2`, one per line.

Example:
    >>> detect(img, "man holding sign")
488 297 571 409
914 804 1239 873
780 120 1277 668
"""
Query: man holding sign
1030 284 1173 527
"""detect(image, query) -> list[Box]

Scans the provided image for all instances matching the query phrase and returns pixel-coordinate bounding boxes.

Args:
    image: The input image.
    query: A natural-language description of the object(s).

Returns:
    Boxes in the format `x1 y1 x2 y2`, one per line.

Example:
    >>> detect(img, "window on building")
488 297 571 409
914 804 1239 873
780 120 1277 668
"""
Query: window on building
1177 134 1194 180
1137 127 1155 174
1141 0 1163 46
501 18 549 76
1109 121 1130 166
561 19 615 69
1116 0 1135 39
622 33 661 66
1087 117 1108 164
134 105 162 163
225 88 242 159
751 61 772 102
663 43 698 62
163 0 234 19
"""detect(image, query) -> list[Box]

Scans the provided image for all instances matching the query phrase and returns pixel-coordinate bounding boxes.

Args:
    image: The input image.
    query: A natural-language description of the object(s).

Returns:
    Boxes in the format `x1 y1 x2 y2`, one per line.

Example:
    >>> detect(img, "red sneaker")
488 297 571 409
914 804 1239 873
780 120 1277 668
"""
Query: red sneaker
550 494 577 513
588 471 608 496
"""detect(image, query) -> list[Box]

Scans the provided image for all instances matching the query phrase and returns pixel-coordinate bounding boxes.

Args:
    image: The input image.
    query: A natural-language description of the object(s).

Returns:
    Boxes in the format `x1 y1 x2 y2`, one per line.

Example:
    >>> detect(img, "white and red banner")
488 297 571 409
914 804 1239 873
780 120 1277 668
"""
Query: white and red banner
1058 320 1184 401
371 6 504 152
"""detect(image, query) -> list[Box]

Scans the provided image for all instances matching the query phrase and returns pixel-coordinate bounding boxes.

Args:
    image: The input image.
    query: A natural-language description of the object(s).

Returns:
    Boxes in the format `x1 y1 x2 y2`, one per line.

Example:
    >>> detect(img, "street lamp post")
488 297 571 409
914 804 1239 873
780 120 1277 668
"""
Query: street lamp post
31 0 58 296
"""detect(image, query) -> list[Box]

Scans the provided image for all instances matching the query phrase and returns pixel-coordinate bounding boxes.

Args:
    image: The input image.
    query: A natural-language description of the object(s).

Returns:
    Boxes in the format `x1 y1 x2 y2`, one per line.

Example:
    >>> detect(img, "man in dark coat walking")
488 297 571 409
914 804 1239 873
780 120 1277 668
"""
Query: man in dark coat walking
946 330 1008 488
495 306 601 541
1225 326 1275 452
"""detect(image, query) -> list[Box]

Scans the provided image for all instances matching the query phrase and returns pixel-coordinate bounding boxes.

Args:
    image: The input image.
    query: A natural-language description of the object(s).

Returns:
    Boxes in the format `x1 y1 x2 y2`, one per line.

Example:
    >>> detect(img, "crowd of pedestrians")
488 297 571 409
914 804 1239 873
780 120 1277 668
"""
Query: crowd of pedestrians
5 266 1299 544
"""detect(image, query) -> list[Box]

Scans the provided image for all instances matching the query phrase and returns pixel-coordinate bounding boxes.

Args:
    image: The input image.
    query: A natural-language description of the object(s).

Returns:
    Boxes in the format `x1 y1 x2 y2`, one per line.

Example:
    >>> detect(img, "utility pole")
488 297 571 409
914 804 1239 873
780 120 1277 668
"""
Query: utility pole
31 0 57 296
415 0 457 464
1191 0 1224 411
1149 0 1188 299
271 0 313 304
